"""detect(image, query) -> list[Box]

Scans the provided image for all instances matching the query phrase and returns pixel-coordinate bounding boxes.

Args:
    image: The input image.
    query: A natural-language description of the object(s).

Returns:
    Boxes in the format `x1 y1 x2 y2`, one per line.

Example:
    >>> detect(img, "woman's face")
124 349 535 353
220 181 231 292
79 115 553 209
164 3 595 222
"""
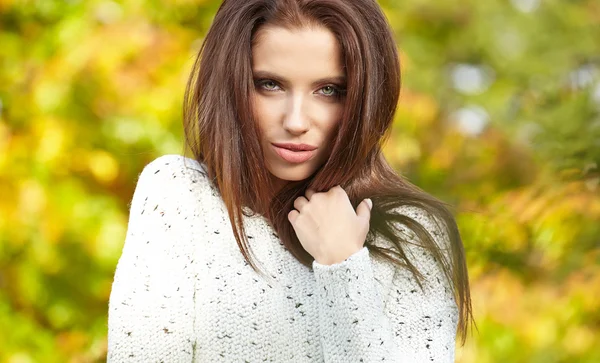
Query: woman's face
251 24 346 192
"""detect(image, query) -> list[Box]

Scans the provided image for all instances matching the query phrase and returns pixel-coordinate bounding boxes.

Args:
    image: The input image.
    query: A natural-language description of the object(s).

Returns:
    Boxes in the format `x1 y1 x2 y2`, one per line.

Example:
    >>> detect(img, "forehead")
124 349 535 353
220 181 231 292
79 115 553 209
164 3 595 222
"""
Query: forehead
251 25 344 77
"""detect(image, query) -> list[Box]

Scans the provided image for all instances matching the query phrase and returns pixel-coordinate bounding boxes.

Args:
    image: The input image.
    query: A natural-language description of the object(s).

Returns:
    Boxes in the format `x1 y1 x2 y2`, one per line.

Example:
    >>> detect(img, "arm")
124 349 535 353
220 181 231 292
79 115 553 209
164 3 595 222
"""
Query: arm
107 155 203 362
312 207 459 363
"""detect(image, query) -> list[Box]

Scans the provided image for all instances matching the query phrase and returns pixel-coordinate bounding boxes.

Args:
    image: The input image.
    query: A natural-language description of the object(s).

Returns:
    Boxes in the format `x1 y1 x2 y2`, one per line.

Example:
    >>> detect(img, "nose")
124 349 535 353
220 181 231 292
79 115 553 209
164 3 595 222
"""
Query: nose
283 94 310 135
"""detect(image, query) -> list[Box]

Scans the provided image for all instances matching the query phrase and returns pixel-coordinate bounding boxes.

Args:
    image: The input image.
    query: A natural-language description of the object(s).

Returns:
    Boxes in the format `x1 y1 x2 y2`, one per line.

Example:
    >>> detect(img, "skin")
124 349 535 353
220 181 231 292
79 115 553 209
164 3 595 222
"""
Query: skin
250 24 372 265
251 24 345 191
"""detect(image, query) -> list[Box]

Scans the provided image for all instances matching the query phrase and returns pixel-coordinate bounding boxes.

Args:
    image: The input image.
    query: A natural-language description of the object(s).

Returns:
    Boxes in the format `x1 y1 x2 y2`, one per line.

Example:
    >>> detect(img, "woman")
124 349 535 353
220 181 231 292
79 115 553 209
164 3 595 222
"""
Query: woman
107 0 474 362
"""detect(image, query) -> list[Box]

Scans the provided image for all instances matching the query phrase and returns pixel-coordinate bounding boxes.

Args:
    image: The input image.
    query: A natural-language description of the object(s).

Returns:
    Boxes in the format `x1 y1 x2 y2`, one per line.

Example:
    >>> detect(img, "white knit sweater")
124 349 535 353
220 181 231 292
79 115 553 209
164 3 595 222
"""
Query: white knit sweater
107 154 459 362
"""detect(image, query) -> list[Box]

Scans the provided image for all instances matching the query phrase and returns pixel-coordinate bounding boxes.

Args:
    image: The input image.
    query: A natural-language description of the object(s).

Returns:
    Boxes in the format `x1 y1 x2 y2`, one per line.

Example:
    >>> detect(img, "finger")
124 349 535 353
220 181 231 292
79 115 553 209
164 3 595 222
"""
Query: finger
288 209 299 224
331 185 348 198
356 198 373 220
293 196 309 211
305 188 316 200
335 185 346 193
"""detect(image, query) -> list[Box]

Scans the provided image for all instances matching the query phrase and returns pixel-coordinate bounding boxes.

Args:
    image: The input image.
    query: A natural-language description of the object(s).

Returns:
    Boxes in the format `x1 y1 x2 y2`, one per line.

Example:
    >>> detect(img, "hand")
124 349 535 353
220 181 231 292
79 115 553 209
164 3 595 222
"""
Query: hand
288 185 373 265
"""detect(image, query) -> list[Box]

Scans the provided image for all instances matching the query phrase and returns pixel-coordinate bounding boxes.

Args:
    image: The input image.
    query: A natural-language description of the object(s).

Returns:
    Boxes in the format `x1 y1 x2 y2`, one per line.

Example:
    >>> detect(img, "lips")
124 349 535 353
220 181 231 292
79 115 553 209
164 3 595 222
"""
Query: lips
271 142 317 151
271 143 317 163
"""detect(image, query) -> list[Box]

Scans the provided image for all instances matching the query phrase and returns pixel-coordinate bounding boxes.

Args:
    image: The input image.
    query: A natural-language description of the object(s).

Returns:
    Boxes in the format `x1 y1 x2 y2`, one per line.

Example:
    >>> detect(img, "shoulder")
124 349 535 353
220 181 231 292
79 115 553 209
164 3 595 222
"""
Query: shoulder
385 204 452 251
381 204 458 309
138 154 208 182
129 154 216 214
373 203 455 289
135 154 212 194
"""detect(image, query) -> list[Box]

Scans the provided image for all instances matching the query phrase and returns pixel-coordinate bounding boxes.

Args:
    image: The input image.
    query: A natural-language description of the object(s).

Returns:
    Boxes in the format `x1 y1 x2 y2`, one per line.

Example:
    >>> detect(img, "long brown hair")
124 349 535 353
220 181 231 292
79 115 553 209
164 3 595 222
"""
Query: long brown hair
183 0 474 343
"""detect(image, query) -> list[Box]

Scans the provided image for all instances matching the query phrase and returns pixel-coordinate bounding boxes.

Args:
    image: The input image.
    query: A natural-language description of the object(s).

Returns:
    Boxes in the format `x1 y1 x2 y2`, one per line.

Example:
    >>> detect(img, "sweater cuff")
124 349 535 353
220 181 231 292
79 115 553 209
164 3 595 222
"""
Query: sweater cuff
312 246 370 271
311 246 378 305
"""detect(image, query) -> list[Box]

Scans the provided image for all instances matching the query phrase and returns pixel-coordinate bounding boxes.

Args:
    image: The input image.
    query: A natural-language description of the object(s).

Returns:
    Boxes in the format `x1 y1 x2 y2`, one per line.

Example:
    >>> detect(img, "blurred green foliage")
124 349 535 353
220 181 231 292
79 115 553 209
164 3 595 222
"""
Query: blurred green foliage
0 0 599 362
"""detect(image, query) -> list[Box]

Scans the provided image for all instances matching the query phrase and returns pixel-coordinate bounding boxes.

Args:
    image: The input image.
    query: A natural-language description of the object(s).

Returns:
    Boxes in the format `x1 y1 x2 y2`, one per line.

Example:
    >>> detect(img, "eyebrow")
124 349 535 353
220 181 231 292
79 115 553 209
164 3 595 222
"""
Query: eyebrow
252 70 347 86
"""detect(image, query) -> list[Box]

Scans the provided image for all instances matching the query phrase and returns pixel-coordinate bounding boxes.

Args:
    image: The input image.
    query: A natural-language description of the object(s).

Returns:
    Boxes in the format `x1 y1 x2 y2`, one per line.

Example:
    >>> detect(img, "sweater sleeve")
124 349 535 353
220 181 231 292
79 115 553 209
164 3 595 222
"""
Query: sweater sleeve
107 155 204 362
312 207 459 363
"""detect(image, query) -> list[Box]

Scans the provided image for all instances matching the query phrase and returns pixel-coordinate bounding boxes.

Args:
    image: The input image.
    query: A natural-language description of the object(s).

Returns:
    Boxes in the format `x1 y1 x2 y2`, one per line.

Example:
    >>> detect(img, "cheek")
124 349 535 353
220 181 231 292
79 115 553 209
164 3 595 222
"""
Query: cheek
318 104 343 140
310 106 342 163
251 96 274 138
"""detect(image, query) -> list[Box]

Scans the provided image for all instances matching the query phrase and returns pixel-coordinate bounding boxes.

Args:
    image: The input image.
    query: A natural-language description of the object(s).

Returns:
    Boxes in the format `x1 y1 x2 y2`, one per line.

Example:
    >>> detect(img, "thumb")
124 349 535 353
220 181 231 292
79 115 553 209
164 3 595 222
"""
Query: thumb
356 198 373 220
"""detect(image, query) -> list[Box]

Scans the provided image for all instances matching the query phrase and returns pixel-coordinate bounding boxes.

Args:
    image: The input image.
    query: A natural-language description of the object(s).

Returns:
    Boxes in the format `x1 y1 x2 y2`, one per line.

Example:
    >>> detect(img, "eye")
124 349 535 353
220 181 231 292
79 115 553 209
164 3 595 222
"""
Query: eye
255 79 281 92
321 86 335 95
318 85 346 98
263 81 278 90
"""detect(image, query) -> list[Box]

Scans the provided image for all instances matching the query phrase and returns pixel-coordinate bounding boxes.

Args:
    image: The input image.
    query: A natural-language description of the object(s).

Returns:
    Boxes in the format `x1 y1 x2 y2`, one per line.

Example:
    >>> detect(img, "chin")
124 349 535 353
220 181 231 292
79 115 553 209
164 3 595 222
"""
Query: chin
266 160 319 184
268 167 313 182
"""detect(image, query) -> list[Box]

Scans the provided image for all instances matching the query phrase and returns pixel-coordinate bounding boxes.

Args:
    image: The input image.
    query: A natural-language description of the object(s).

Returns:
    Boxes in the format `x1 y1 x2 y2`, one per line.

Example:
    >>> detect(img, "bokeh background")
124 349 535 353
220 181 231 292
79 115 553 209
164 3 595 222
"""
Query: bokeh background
1 0 599 362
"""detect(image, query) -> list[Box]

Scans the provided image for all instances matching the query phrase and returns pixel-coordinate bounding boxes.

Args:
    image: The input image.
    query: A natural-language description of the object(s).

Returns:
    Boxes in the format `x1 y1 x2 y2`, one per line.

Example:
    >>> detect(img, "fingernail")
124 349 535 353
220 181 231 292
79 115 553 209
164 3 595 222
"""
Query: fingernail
366 198 373 210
